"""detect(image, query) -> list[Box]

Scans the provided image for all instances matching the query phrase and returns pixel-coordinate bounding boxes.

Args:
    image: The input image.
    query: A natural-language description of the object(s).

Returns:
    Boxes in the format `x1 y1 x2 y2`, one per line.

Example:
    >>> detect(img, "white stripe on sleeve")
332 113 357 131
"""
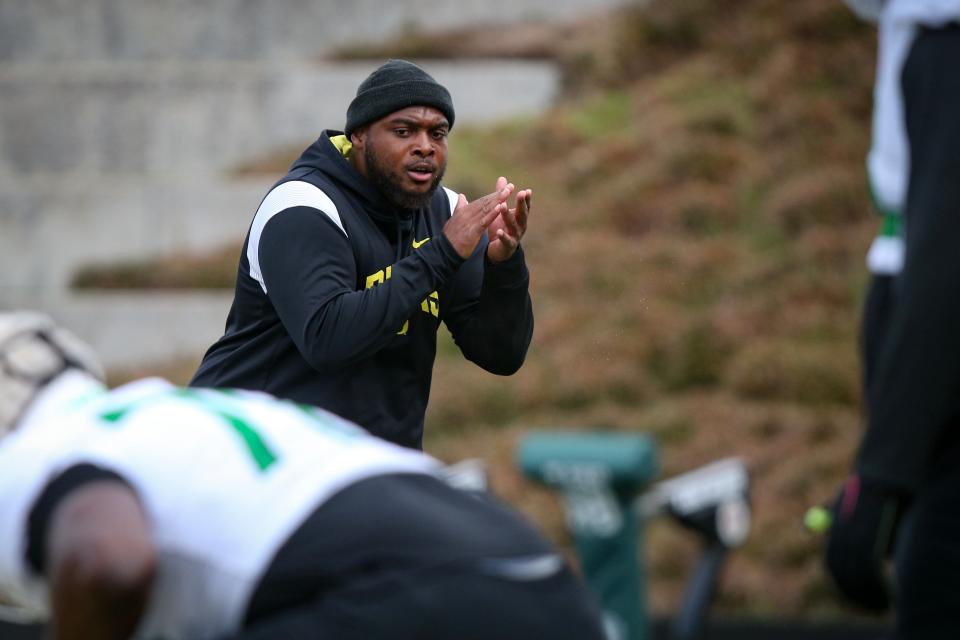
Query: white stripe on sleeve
248 181 344 293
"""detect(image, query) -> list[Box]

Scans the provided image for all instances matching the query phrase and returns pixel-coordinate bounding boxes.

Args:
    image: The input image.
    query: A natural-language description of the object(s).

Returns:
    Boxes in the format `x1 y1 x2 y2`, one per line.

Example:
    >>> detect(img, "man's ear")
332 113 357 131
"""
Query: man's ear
350 128 366 149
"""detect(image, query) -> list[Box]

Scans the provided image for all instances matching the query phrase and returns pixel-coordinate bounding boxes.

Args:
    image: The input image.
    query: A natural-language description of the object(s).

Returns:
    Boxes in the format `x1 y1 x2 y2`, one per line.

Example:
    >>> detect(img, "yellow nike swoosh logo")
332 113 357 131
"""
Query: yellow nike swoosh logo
412 237 431 249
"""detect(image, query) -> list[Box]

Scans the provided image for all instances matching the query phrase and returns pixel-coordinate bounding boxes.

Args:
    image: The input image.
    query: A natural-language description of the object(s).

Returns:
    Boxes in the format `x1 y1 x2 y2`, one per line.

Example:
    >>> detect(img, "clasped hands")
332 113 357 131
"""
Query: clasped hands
443 176 532 263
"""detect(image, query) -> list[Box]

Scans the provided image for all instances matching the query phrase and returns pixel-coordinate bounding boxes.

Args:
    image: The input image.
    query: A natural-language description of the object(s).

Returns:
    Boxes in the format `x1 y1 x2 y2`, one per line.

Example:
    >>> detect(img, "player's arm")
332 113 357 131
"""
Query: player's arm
39 471 156 640
442 243 534 375
441 180 534 374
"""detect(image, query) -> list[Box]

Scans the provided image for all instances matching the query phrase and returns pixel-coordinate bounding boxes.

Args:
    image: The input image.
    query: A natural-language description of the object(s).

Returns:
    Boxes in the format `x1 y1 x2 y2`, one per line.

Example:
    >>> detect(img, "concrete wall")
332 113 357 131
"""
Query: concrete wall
0 0 621 366
0 0 628 61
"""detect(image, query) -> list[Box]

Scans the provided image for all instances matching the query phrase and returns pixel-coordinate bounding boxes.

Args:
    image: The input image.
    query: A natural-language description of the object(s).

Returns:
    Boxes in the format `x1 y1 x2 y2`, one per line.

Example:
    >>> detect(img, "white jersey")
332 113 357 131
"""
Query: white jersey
847 0 960 274
0 373 441 639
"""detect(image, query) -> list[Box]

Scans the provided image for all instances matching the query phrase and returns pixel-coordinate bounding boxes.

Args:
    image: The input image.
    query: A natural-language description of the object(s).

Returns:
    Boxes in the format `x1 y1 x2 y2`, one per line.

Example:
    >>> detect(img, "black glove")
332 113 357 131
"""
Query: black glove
824 474 906 612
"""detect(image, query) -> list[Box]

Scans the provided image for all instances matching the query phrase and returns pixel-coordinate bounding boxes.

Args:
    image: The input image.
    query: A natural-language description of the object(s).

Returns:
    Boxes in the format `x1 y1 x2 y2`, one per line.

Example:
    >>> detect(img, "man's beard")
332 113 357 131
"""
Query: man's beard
364 143 445 210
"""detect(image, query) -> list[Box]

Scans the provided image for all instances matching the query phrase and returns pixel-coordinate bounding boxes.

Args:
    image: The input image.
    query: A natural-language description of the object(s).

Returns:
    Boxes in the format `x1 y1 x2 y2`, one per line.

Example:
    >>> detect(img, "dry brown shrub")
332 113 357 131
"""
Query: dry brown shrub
663 137 745 185
796 221 874 270
653 183 740 237
427 361 525 430
541 346 656 410
603 181 744 240
647 315 733 390
764 166 868 234
725 339 859 406
531 230 647 305
629 235 745 308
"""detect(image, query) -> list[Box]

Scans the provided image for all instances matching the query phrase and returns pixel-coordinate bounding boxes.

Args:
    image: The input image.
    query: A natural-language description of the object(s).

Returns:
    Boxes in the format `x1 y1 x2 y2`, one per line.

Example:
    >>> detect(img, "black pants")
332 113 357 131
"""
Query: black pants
225 474 605 640
861 273 895 394
894 432 960 639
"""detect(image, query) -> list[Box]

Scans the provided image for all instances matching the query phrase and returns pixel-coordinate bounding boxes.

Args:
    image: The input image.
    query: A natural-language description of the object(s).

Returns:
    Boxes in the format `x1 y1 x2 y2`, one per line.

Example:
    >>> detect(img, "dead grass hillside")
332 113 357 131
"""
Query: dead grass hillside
104 0 884 622
424 0 879 620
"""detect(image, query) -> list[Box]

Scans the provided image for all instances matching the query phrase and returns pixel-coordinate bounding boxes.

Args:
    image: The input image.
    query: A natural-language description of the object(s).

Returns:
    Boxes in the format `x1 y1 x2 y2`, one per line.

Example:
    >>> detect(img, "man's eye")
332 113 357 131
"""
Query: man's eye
432 130 448 140
395 128 409 137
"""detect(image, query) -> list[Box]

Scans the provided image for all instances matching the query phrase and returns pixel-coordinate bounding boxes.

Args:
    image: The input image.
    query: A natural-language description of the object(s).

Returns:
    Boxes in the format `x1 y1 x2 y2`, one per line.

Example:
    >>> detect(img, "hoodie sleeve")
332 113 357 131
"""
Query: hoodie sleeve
441 241 534 375
257 206 463 371
856 25 960 492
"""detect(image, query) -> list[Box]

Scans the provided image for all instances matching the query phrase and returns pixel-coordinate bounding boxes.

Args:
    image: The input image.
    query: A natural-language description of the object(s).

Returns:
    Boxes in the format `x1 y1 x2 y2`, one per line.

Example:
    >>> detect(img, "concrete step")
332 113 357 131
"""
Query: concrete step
0 175 266 294
2 290 234 372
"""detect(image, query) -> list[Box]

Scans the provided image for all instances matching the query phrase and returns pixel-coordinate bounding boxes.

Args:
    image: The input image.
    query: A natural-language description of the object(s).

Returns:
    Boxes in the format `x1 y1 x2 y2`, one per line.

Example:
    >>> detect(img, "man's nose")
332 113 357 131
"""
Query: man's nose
412 132 435 156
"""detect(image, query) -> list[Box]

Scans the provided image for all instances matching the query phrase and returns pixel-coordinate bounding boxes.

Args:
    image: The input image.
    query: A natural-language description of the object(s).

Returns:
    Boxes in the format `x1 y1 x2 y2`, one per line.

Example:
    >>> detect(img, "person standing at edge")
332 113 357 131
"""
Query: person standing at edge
825 1 960 636
190 59 534 449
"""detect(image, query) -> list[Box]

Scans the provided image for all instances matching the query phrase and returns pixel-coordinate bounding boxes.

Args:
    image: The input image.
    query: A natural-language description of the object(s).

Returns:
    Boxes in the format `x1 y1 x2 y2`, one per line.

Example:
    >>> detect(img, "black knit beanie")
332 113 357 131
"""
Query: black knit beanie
344 59 455 137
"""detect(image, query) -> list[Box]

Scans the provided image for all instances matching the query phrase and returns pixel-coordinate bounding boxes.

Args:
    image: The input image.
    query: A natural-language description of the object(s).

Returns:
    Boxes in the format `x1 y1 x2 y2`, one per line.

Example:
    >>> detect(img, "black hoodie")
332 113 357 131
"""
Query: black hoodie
191 132 534 449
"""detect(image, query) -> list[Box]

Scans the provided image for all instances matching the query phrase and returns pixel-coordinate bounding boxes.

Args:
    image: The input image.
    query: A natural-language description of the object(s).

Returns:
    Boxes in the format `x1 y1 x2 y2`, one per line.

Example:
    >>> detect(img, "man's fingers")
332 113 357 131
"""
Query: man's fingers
452 183 518 246
454 193 469 214
501 207 522 238
501 189 531 238
514 190 531 229
486 202 508 227
479 188 513 225
478 183 513 209
495 228 518 252
519 189 532 217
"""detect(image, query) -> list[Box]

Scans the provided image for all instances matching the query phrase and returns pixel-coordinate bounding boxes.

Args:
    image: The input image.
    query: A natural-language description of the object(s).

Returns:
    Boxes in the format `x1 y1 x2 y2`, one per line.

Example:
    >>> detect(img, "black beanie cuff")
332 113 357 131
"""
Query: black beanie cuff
345 79 455 137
